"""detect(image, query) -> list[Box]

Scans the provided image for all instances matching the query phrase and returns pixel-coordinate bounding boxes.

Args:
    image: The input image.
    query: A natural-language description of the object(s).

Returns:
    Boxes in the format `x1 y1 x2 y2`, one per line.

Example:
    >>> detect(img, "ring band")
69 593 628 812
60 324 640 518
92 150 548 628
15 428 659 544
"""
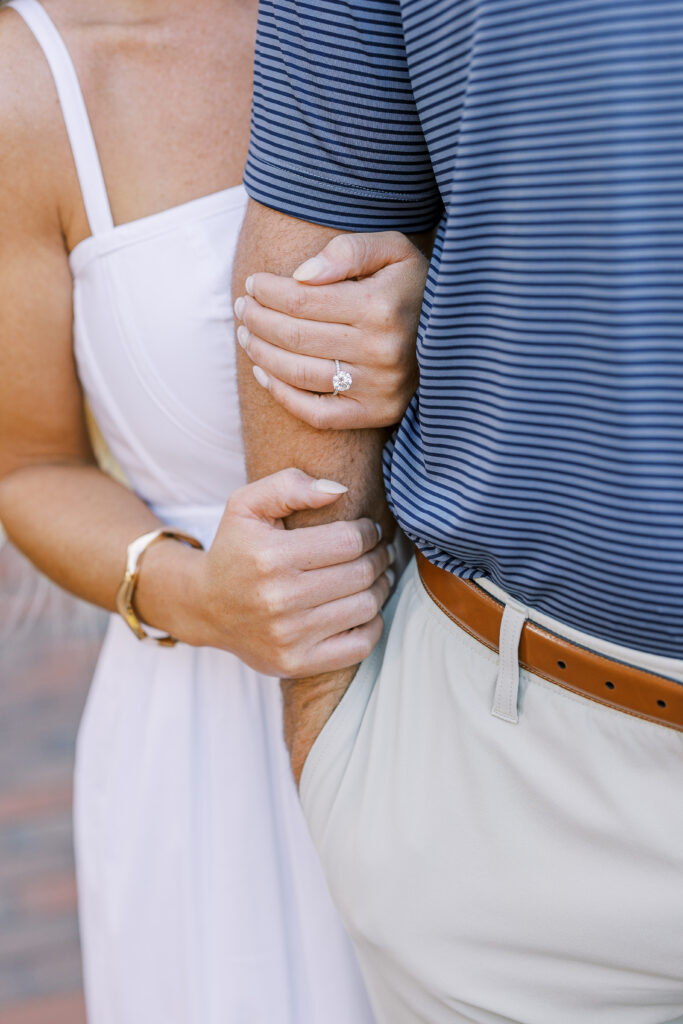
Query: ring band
332 359 352 396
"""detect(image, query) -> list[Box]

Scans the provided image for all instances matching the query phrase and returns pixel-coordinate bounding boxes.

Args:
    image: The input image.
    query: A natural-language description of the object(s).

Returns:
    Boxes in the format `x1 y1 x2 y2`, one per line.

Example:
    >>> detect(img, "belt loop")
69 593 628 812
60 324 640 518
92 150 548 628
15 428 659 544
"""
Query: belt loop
491 598 529 724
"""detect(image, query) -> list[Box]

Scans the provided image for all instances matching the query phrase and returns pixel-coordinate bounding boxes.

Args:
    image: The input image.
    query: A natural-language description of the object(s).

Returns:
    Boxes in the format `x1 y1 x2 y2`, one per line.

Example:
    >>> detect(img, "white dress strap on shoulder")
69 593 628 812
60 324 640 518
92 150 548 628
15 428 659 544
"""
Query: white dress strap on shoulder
7 0 114 234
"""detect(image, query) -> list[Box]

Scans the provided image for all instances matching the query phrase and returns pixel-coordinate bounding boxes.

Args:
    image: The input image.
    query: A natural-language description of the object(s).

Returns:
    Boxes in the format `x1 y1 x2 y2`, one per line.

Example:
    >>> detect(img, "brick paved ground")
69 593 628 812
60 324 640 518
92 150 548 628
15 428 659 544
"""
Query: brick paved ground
0 541 106 1023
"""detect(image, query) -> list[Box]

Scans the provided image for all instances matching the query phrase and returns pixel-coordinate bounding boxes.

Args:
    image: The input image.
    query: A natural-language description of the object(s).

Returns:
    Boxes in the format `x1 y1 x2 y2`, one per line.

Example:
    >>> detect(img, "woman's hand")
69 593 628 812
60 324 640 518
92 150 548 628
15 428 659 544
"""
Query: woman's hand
174 469 394 678
233 231 429 430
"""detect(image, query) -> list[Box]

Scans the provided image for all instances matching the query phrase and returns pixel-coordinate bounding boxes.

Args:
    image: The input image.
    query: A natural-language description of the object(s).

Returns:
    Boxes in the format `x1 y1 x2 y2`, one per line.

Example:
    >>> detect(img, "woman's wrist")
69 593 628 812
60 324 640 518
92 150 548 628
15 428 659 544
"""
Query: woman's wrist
132 536 213 647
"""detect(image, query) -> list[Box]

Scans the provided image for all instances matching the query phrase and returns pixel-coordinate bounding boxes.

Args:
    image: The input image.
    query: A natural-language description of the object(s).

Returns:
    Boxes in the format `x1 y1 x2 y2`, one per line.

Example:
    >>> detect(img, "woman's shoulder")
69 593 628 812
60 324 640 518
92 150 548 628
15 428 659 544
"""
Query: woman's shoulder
0 3 72 228
0 3 67 131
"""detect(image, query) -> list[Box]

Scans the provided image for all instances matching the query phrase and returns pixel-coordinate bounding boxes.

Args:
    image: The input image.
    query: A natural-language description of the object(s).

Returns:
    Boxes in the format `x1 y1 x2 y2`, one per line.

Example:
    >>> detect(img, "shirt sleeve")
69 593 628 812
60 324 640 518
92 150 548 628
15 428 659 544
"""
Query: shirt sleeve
243 0 443 233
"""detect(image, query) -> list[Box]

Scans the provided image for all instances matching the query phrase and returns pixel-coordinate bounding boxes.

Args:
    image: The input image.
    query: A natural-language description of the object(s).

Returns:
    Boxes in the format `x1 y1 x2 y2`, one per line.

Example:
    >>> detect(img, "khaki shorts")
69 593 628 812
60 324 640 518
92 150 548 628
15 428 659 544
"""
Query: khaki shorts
300 559 683 1024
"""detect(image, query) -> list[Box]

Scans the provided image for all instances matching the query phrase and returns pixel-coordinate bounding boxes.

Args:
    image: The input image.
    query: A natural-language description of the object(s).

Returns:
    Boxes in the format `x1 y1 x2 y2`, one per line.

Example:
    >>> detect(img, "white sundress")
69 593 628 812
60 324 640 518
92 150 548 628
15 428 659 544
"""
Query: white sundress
6 2 374 1021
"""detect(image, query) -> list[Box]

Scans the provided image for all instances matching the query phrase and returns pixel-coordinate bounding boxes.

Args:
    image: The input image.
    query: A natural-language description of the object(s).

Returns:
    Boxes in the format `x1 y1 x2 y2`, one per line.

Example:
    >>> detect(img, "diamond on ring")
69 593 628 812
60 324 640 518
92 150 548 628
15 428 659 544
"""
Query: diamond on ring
332 359 352 396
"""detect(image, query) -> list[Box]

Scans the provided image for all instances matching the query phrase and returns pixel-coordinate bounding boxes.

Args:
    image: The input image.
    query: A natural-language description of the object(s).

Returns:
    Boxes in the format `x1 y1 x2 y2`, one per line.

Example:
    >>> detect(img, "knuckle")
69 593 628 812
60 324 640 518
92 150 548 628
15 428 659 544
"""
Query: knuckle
390 392 409 420
357 634 376 660
384 401 402 426
356 556 376 589
308 400 329 431
352 628 376 662
269 616 290 646
385 229 407 251
285 319 305 353
224 491 240 516
357 590 379 620
262 582 285 615
254 545 278 577
280 466 304 487
293 360 316 391
327 233 356 264
338 523 365 559
393 362 413 388
371 294 395 330
288 287 308 319
279 649 301 678
273 468 303 503
374 334 399 368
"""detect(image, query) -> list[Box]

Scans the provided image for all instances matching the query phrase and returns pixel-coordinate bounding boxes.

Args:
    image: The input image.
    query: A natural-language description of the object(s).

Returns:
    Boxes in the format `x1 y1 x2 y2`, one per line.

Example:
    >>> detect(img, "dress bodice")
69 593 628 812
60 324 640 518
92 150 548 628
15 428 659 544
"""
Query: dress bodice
70 188 249 525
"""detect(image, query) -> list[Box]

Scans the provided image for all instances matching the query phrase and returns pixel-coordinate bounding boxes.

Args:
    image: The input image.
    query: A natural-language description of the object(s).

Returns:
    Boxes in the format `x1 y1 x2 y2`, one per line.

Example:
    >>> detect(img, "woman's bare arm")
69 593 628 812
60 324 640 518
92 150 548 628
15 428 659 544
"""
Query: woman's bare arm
0 27 390 677
0 34 197 633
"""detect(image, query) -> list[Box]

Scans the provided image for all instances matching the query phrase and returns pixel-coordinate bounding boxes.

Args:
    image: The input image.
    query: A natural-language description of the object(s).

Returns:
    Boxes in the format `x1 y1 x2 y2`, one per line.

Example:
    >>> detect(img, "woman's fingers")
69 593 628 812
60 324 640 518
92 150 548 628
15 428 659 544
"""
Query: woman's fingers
284 517 383 571
240 330 359 395
237 296 358 358
284 615 385 679
303 573 393 644
255 539 390 629
225 467 348 524
253 371 385 431
288 544 393 610
292 231 419 285
242 275 362 325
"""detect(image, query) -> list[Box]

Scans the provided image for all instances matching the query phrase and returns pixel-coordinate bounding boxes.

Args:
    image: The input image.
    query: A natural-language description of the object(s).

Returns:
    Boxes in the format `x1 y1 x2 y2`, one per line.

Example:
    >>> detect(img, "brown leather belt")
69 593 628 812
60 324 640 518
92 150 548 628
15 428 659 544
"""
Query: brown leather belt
416 550 683 733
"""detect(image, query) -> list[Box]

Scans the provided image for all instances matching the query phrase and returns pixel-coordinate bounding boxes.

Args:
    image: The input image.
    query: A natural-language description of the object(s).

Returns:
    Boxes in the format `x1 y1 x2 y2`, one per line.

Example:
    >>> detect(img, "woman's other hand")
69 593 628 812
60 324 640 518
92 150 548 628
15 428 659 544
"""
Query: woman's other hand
233 231 429 430
166 469 394 678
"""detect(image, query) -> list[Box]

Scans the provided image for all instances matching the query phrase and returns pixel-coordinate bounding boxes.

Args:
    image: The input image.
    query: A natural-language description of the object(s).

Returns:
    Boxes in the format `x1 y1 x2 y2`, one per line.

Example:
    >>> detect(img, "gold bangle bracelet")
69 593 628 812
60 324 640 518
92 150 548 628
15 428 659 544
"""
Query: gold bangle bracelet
115 527 204 647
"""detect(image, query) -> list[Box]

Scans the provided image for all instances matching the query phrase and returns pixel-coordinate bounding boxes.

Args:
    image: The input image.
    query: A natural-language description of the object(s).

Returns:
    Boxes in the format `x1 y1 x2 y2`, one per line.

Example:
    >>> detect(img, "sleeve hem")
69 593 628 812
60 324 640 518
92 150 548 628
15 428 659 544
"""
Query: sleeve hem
247 153 435 203
244 156 443 233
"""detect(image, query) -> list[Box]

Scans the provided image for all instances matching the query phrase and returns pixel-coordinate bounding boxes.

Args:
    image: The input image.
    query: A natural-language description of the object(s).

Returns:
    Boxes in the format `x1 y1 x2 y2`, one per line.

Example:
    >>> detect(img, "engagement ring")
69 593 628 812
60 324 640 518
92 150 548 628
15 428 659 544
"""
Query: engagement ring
332 359 352 396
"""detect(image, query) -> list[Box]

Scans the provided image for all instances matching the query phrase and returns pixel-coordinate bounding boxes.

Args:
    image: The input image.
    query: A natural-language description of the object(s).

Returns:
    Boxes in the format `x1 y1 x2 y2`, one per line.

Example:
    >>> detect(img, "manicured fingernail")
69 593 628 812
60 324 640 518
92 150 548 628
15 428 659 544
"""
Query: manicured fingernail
386 568 396 589
234 296 246 320
374 521 383 542
292 256 329 282
387 543 396 565
245 276 255 296
237 325 249 349
252 365 269 389
311 478 348 494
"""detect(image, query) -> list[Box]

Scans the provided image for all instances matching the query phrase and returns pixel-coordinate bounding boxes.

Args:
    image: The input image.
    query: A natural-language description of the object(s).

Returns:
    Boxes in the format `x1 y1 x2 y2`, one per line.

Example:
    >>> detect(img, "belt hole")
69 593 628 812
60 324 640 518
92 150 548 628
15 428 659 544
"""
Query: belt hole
557 660 566 669
657 699 667 709
605 681 615 690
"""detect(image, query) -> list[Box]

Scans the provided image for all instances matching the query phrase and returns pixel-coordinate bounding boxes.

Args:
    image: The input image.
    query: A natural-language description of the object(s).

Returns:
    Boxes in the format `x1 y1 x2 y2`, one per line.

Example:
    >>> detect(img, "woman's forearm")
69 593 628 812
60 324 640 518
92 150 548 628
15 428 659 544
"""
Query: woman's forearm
0 462 203 639
0 459 392 675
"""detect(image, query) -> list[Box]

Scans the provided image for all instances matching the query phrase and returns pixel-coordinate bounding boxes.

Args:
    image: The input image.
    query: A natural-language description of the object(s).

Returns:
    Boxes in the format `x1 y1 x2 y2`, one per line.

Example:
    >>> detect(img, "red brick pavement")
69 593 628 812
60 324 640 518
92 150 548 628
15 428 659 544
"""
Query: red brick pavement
0 542 106 1020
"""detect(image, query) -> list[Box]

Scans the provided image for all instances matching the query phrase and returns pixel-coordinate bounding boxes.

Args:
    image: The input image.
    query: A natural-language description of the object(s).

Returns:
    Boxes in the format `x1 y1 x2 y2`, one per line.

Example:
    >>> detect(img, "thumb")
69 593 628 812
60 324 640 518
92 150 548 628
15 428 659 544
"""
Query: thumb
227 468 348 524
292 231 416 285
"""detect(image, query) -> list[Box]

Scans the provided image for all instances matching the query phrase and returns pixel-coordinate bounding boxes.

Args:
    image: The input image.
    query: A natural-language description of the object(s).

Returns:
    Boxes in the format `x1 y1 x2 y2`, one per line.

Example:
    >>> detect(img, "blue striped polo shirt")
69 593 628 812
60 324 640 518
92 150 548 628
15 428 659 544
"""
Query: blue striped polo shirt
244 0 683 659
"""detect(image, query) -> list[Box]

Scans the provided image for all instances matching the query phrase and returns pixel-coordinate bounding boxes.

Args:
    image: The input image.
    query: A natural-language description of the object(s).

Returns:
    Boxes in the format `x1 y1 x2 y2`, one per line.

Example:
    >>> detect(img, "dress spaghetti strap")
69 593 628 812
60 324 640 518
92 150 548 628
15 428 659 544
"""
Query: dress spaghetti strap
7 0 114 234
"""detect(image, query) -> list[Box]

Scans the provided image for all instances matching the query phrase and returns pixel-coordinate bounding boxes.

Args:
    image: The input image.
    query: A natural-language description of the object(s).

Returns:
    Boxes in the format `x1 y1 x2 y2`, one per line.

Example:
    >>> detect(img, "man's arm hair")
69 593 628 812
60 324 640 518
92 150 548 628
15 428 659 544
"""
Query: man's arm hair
232 199 393 781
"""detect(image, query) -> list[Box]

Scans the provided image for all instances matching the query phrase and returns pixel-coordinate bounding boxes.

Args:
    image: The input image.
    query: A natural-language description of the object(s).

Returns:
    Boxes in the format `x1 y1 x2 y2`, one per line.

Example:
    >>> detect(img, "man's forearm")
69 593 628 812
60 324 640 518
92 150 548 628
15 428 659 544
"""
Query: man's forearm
232 200 392 780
